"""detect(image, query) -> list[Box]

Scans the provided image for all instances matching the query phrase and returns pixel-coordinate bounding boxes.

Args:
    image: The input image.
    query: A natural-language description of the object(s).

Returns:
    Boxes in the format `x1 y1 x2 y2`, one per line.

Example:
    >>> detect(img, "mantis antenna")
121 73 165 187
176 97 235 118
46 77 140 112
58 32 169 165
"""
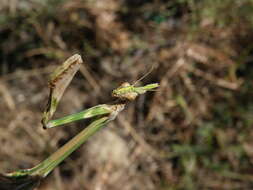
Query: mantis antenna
133 64 156 85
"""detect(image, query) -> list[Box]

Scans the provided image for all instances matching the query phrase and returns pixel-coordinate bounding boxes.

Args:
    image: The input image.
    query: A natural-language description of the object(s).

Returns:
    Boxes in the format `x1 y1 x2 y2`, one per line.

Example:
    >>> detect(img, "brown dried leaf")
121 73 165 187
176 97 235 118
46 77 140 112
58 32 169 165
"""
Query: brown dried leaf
42 54 82 128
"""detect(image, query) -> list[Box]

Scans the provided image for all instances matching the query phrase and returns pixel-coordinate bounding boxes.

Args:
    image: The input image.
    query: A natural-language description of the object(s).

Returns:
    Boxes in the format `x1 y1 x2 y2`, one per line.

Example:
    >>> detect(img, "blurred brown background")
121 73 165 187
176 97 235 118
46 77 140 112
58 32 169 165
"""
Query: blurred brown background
0 0 253 189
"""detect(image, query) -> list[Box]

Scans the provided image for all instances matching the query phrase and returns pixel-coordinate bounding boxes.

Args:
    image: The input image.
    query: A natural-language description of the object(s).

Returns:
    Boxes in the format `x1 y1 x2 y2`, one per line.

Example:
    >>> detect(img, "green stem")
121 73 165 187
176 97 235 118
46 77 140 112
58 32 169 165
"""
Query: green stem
35 116 109 177
45 104 111 128
8 117 109 178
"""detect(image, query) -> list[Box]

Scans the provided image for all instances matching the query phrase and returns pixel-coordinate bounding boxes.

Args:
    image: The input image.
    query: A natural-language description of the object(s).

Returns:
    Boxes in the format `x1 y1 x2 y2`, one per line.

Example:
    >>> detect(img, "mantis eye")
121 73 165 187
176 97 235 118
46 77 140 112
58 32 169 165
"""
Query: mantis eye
112 82 137 100
119 82 131 88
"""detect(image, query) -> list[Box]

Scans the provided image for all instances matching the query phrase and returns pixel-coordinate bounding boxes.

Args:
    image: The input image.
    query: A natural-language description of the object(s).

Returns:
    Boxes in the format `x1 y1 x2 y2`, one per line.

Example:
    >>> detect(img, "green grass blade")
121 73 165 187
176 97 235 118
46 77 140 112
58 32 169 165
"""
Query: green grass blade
45 104 112 129
34 116 109 177
8 117 109 178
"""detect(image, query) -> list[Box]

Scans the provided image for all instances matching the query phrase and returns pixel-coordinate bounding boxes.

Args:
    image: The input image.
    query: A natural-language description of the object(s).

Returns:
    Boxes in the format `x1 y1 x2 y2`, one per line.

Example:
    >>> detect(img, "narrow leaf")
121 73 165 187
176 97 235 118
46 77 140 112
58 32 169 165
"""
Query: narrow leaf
42 54 82 128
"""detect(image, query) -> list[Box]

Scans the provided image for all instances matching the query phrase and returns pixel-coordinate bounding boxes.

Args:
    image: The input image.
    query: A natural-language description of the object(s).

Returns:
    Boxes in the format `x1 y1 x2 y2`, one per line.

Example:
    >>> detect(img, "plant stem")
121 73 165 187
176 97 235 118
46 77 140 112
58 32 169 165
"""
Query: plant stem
45 104 112 128
7 116 109 178
34 116 109 177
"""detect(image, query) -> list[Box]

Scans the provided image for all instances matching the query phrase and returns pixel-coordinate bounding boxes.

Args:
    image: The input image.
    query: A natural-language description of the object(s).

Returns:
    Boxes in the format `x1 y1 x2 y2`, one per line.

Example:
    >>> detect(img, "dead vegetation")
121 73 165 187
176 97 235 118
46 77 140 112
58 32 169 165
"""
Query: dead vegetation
0 0 253 189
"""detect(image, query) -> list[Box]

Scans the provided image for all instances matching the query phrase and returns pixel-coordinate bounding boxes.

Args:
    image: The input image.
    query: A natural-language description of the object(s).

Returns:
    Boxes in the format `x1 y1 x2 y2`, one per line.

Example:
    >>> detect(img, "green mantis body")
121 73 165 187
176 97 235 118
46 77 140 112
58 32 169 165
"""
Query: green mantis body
112 82 159 101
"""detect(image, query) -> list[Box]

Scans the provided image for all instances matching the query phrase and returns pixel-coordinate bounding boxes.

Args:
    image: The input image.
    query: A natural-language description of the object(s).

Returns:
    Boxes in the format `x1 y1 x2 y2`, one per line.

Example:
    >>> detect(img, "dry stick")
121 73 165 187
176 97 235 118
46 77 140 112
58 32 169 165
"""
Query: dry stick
0 65 56 81
0 81 15 110
186 65 240 90
79 64 100 93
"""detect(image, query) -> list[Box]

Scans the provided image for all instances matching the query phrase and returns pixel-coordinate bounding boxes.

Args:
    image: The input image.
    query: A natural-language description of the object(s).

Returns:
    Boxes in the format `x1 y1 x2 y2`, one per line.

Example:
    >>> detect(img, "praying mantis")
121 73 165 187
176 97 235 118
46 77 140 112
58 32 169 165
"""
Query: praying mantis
0 54 159 190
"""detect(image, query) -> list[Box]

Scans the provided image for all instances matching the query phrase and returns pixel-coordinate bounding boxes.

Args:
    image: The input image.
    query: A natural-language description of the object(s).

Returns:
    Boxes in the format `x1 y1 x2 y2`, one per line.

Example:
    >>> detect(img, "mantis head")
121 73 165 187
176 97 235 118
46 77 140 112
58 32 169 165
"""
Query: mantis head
112 82 138 101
